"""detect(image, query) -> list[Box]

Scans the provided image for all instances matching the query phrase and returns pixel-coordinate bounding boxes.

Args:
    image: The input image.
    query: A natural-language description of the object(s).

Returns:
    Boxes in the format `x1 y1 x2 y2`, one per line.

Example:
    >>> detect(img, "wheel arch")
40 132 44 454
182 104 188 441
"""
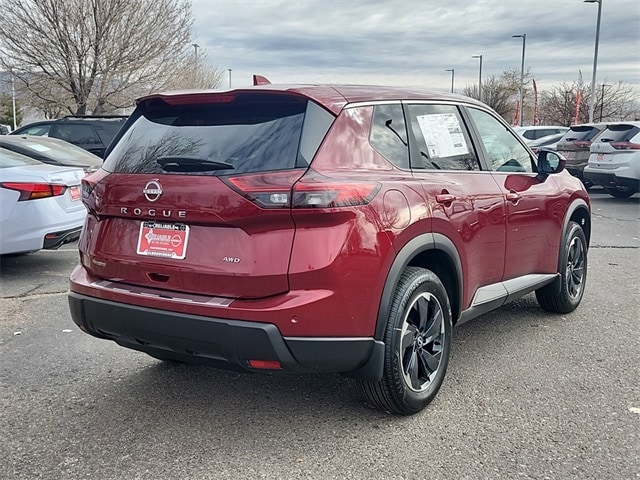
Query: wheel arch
564 198 591 249
374 233 463 341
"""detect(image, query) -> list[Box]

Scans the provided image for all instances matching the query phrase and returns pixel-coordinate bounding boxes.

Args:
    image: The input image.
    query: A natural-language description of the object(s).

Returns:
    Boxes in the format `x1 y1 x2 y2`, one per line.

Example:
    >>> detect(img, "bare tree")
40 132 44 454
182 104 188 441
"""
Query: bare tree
0 0 223 116
540 81 640 125
167 48 225 92
463 68 533 124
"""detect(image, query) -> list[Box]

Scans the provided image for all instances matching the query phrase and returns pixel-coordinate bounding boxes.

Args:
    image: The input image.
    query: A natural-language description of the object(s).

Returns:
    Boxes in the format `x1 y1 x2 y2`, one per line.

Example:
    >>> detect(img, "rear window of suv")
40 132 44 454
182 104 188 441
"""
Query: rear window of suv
104 93 333 176
562 125 603 142
593 124 640 143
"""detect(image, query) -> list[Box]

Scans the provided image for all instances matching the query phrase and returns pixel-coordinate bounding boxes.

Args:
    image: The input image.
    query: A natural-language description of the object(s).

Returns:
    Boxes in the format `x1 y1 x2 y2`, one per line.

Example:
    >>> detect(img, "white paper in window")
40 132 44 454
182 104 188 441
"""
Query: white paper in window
416 113 469 158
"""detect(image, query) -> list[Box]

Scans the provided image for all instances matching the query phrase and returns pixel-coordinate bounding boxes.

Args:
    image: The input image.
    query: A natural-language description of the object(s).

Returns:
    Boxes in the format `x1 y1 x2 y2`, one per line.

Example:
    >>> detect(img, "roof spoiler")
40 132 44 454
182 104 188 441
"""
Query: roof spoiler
252 74 271 86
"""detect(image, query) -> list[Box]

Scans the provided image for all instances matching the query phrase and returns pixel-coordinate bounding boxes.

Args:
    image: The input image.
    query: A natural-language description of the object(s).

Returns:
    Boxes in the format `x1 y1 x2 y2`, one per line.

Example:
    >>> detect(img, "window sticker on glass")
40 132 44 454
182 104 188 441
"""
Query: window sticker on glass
416 113 469 158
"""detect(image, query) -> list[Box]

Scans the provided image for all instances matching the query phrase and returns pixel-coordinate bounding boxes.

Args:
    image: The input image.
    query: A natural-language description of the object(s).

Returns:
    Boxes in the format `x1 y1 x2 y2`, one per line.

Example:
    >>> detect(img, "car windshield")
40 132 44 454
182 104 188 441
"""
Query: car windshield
104 93 312 176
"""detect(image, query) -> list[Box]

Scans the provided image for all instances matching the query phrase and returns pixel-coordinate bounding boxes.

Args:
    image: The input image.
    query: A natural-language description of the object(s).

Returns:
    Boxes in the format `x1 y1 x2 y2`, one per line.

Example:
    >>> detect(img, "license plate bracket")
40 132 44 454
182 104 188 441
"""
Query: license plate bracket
136 221 189 260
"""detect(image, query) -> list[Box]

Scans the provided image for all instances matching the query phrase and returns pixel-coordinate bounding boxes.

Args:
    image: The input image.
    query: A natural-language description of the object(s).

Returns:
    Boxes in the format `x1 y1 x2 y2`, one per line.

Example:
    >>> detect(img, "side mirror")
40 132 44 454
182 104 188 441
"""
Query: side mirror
537 149 566 175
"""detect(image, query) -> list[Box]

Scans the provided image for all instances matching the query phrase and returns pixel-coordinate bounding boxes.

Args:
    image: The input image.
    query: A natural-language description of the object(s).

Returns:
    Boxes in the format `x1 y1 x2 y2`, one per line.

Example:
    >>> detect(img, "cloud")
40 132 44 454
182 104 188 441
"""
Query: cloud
192 0 640 90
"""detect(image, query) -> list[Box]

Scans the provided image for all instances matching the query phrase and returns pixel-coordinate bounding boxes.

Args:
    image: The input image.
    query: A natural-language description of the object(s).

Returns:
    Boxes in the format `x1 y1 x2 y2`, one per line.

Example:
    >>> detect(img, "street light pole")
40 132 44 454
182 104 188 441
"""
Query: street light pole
585 0 603 123
472 55 483 101
599 83 610 122
445 68 455 93
192 43 200 87
227 69 232 88
512 34 526 126
11 69 17 130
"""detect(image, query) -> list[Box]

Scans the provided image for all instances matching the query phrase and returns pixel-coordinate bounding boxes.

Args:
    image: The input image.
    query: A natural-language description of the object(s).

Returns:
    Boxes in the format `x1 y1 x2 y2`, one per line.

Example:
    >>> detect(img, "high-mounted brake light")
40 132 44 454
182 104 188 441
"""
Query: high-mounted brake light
0 182 67 201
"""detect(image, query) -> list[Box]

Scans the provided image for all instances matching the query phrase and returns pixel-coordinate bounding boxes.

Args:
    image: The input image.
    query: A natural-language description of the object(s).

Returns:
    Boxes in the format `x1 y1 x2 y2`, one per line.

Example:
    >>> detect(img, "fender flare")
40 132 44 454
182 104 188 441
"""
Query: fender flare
374 232 463 341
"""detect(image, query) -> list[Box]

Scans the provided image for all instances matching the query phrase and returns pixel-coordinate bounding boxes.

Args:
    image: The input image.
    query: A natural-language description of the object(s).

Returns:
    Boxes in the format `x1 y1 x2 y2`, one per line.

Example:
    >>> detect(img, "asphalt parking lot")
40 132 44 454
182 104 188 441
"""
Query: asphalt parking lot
0 190 638 479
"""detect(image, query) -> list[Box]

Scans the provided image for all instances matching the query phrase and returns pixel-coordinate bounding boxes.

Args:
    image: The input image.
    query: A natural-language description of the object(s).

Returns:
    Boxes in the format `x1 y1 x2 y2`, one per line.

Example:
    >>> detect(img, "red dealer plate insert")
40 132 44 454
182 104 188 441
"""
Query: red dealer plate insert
136 222 189 260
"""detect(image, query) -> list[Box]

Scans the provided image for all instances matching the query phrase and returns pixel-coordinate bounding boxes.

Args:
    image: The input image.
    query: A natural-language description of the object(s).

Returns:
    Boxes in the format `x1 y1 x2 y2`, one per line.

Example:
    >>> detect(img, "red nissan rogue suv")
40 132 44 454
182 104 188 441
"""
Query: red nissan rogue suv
68 80 590 415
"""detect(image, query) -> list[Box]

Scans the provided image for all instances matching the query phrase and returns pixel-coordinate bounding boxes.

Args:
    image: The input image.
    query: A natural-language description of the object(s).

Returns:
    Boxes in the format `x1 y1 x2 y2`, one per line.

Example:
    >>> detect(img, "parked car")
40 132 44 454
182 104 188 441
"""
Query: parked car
584 122 640 198
0 124 10 135
528 132 565 153
10 115 127 158
555 123 607 188
513 125 569 143
0 147 86 255
0 135 102 173
68 81 591 415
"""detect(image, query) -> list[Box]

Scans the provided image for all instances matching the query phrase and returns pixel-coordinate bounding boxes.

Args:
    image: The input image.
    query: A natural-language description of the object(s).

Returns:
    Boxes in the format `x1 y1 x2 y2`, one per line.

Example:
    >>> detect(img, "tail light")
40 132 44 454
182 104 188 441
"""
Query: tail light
81 168 110 212
610 142 640 150
0 182 67 201
292 179 380 208
223 170 306 208
574 141 591 148
224 169 381 209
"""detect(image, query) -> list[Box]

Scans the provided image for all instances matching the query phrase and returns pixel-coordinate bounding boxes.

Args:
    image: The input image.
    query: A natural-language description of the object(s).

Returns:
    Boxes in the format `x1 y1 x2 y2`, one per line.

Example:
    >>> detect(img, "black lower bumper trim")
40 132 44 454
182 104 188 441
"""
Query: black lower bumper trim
583 172 640 191
43 226 82 250
68 292 379 378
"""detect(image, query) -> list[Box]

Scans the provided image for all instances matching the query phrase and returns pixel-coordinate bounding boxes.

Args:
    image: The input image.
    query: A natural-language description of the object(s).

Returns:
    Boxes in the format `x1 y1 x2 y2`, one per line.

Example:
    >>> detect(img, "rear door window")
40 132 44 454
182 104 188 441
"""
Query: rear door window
104 93 320 175
51 124 101 145
405 103 479 171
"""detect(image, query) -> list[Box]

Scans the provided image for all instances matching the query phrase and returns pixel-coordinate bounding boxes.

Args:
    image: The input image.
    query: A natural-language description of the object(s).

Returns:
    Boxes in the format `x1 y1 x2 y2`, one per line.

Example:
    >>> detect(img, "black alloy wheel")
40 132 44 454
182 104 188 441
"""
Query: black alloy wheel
361 267 452 415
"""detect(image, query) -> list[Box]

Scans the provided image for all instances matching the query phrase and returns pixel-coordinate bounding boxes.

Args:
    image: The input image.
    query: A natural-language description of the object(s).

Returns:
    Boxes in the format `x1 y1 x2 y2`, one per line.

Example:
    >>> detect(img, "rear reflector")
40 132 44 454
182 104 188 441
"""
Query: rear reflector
248 360 282 370
0 182 67 201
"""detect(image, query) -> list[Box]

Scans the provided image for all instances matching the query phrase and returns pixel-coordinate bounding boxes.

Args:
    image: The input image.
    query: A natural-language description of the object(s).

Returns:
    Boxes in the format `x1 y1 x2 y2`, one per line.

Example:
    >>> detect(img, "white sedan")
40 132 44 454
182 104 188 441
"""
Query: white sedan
0 147 87 255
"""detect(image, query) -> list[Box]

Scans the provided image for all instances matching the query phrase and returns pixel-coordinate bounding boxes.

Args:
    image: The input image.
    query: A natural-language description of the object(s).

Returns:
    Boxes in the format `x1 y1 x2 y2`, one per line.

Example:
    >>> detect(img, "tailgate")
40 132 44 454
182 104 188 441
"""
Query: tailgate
82 173 296 299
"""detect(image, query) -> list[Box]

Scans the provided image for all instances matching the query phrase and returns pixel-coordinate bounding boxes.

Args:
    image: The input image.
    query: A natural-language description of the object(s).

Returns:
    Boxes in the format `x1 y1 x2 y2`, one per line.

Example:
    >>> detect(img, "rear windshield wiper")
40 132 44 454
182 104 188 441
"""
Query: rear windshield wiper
156 156 235 172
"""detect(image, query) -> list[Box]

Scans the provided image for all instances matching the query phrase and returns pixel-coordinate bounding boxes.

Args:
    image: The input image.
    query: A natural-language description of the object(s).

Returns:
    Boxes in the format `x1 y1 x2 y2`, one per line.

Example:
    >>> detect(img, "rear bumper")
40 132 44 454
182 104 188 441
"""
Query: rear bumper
68 291 383 379
43 226 82 250
583 171 640 191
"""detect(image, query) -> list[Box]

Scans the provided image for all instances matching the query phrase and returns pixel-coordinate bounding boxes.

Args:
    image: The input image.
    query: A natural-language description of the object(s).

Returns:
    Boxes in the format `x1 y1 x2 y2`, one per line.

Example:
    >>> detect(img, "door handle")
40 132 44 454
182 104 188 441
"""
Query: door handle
436 194 456 204
506 192 521 203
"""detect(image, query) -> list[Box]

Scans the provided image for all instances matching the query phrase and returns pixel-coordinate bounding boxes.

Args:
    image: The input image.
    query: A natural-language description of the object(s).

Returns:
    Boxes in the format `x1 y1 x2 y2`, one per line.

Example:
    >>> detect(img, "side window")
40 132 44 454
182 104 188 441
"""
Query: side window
406 104 479 170
467 108 533 173
21 125 51 136
51 124 101 145
370 104 409 169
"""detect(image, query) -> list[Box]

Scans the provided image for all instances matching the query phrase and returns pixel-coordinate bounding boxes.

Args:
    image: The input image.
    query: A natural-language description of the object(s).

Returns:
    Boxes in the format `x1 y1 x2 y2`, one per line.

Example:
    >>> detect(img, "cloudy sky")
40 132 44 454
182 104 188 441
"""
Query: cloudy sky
191 0 639 92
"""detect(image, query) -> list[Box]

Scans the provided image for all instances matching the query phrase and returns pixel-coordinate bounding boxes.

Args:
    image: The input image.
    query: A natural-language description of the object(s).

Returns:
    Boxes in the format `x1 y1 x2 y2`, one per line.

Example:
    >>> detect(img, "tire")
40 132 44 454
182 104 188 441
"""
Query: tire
361 267 452 415
535 221 587 313
605 187 636 199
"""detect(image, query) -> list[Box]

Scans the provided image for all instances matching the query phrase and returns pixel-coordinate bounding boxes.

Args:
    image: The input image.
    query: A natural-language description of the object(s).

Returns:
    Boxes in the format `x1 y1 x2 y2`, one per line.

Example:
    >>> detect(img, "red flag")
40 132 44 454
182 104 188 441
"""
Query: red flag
574 89 582 124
